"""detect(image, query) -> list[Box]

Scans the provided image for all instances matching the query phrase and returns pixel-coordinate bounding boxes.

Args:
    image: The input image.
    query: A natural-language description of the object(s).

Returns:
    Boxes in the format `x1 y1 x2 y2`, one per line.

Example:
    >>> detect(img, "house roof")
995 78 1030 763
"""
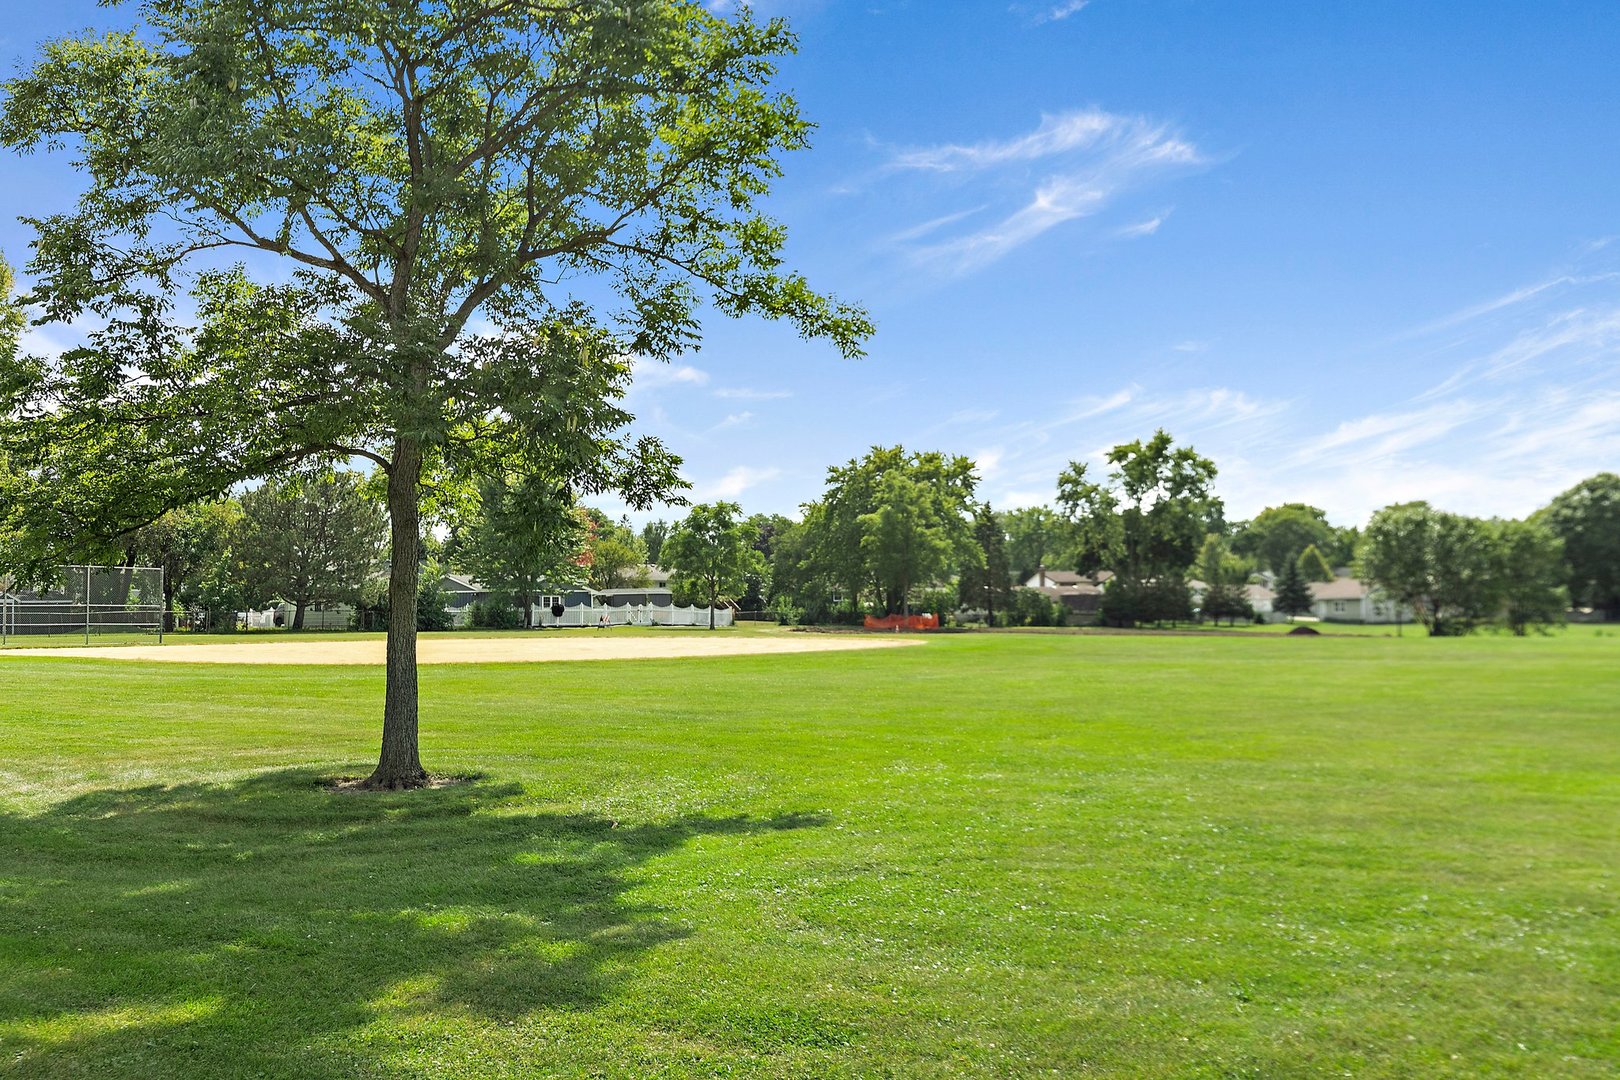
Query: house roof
440 573 485 594
1244 584 1275 602
1033 582 1102 598
1310 577 1368 601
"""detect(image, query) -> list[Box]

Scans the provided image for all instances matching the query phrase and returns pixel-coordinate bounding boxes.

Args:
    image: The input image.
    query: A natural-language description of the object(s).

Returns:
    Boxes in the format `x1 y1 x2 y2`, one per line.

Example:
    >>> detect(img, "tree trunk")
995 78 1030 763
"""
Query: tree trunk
365 439 427 789
709 579 716 630
292 598 307 631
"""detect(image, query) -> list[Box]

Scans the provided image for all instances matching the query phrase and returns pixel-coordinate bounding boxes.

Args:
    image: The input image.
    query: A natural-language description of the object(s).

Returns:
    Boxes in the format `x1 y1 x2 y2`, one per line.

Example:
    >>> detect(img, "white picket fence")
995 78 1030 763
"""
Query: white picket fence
530 603 734 628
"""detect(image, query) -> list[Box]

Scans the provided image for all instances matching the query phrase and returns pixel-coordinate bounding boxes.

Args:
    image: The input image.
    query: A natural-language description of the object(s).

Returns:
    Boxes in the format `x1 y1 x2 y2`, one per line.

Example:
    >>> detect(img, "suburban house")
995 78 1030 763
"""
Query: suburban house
435 567 700 627
1308 577 1412 624
1023 567 1108 621
1245 584 1275 617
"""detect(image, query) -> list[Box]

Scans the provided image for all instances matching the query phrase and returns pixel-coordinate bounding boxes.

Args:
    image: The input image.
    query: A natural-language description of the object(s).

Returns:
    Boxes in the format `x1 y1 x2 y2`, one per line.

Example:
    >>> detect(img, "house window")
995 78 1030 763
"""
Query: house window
540 595 562 609
1333 601 1345 612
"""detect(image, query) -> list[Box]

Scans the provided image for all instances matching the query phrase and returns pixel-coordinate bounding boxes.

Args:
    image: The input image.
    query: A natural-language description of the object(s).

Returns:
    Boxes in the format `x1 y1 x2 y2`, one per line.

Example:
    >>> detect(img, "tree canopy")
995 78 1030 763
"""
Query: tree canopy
1539 473 1620 619
1359 503 1499 636
453 475 586 626
237 472 386 630
1232 504 1335 574
662 501 763 628
0 0 869 785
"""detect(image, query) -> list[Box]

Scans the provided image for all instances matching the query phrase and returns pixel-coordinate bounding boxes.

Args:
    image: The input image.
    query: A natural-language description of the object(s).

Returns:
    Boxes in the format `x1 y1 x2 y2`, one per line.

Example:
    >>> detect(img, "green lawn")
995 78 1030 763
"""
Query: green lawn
0 631 1615 1077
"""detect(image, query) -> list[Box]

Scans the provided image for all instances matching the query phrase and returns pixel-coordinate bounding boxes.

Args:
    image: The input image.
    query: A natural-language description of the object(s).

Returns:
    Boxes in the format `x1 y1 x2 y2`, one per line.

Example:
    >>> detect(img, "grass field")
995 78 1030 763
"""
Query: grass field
1 629 1615 1077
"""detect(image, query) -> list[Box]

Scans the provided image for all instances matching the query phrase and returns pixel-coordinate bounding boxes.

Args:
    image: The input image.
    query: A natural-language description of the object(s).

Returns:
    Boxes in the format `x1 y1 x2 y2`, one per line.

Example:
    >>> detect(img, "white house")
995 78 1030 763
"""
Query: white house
1308 577 1412 624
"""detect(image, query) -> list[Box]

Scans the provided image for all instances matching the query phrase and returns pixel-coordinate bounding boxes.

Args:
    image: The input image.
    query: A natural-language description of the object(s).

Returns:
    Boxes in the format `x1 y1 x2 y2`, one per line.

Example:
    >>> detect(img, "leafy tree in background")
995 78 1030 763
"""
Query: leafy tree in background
859 470 972 616
124 501 243 630
583 512 650 592
1359 503 1499 636
1233 504 1335 574
663 502 765 629
958 505 1013 624
1002 506 1072 583
0 0 868 787
1272 557 1313 621
639 521 673 568
1197 533 1253 626
1492 518 1568 635
237 472 385 630
1058 431 1219 627
456 476 586 628
1326 525 1361 570
1539 473 1620 620
738 513 791 609
1296 543 1334 583
806 447 978 615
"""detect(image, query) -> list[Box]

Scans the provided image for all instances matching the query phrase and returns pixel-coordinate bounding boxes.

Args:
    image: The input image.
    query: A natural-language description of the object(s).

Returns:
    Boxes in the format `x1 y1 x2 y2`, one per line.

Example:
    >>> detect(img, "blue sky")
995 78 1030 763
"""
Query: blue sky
4 1 1619 528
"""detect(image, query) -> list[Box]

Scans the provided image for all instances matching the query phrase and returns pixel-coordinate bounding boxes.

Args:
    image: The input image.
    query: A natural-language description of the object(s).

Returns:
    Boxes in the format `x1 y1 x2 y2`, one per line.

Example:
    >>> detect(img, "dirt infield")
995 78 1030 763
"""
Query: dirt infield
16 633 926 665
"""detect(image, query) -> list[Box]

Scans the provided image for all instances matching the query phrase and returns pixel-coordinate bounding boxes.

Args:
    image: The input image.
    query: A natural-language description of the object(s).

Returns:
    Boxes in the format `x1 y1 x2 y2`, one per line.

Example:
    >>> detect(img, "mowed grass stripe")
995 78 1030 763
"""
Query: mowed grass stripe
0 631 1615 1077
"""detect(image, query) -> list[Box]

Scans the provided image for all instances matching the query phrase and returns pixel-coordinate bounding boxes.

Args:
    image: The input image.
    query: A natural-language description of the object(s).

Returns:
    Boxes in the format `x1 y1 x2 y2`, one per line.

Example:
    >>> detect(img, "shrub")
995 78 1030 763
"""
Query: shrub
1008 587 1063 627
469 599 522 629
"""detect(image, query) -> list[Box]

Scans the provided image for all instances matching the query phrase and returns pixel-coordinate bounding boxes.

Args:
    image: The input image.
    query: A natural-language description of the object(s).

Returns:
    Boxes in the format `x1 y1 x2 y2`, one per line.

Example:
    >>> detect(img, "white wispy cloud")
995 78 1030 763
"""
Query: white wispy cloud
1039 0 1090 21
890 108 1194 175
1116 212 1169 238
710 411 756 431
629 358 710 392
713 387 793 400
886 109 1205 275
702 466 781 501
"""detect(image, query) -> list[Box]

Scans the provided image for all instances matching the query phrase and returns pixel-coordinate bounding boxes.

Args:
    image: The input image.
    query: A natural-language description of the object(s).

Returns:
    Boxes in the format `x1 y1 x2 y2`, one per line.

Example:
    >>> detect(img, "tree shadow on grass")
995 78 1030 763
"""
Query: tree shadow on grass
0 771 824 1078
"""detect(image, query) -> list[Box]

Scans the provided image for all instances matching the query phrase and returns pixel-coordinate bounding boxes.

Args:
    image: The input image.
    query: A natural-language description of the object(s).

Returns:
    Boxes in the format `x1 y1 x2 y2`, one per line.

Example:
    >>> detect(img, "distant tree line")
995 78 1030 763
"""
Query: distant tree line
9 379 1616 637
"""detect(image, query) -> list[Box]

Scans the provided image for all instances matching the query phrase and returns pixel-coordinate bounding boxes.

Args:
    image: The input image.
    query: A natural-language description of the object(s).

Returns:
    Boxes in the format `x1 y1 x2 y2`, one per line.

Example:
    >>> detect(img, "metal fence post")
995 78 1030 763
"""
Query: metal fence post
84 565 91 645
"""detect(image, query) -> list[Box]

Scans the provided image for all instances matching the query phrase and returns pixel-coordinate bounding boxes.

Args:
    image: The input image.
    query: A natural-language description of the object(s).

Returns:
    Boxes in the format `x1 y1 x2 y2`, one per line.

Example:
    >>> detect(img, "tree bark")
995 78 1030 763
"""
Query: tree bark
365 438 428 789
292 598 306 631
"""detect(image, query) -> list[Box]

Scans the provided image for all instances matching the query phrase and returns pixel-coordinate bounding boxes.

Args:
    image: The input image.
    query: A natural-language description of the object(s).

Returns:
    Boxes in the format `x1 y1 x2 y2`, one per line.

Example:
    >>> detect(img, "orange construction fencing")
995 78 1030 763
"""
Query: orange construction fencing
863 613 940 631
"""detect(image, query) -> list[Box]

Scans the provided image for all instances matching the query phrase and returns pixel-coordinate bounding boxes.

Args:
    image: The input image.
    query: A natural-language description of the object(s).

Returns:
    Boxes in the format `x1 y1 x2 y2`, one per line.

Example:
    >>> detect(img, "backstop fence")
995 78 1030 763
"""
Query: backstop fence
0 565 166 644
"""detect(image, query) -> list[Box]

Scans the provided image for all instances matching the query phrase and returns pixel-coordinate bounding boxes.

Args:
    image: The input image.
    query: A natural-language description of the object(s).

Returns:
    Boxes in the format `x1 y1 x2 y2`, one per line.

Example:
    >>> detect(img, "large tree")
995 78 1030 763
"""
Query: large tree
813 447 978 615
123 501 243 630
1492 518 1568 636
454 475 586 627
0 255 18 369
662 501 763 629
1057 431 1220 625
238 472 386 629
0 1 868 786
1233 504 1335 574
1539 473 1620 620
1359 502 1498 636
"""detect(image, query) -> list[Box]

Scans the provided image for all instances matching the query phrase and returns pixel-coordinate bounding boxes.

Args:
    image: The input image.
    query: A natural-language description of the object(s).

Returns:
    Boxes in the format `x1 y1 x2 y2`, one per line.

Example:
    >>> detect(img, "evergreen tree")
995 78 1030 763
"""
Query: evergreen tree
958 505 1013 624
1296 543 1334 582
1273 557 1313 621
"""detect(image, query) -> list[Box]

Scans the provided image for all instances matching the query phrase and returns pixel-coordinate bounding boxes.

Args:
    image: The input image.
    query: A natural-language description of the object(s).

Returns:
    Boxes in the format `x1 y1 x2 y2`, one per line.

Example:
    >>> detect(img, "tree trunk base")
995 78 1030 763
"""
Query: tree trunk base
358 767 431 791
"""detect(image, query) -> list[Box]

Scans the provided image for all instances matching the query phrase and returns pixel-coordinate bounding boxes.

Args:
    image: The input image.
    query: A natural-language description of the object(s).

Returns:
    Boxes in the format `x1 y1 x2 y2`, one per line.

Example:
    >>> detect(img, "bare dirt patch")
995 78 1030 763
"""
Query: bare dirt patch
325 774 474 794
16 633 925 665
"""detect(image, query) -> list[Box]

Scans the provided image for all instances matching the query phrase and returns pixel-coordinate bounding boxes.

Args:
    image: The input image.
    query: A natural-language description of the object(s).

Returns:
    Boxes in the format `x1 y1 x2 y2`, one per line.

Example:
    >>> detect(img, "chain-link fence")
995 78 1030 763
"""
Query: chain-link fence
0 565 166 645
